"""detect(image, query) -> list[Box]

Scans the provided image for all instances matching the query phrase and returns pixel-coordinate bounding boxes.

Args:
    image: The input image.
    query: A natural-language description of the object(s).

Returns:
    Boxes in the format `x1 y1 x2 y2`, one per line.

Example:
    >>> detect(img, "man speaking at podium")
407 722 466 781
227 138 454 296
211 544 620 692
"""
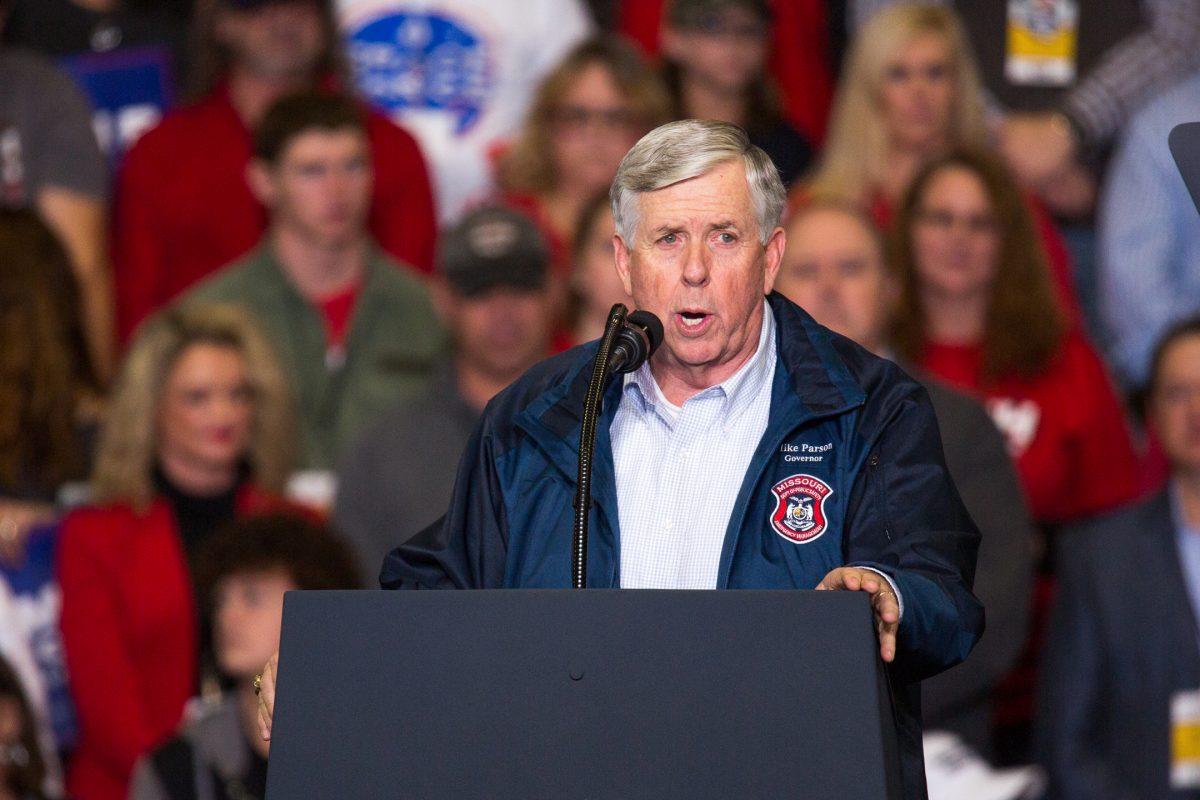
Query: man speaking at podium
258 120 982 799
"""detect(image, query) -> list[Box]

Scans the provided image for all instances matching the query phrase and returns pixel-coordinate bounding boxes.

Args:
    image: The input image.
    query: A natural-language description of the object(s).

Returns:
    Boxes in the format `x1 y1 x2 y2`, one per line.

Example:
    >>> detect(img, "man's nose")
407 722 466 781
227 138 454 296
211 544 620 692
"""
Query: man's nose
681 243 711 287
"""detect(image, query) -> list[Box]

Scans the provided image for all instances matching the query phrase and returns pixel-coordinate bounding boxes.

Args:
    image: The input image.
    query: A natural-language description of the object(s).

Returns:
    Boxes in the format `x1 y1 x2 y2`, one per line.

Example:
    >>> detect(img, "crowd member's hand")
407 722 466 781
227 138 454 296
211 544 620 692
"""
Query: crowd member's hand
816 567 900 663
999 112 1079 189
1036 161 1097 218
0 501 54 565
256 651 279 741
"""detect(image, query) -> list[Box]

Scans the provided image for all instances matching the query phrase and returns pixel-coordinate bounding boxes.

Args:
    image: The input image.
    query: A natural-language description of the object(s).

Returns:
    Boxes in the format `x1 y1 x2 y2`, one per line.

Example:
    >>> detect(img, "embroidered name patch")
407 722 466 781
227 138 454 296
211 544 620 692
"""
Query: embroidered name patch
770 474 833 544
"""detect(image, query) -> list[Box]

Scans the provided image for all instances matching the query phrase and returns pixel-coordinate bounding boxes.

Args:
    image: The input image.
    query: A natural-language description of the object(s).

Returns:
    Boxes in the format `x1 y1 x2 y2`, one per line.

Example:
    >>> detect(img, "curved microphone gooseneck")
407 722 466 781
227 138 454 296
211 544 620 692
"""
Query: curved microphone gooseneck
572 305 664 589
572 304 627 589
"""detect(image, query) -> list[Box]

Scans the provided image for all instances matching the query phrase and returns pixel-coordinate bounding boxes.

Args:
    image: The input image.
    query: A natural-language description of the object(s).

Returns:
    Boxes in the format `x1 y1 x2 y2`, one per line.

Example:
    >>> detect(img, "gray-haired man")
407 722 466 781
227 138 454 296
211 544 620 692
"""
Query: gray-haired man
257 120 982 800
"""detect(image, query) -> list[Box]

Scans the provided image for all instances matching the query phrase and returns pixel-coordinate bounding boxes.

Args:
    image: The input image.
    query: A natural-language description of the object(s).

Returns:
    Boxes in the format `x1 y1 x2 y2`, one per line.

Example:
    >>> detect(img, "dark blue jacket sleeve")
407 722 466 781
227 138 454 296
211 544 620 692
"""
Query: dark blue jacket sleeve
379 420 509 589
844 382 984 685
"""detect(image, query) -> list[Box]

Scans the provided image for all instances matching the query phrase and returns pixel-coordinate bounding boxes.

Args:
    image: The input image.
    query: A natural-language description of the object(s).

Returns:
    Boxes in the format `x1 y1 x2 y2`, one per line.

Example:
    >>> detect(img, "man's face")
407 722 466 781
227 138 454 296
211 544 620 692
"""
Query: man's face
216 0 325 80
252 128 373 248
775 208 894 354
662 6 770 96
613 159 783 384
441 285 554 382
1152 334 1200 475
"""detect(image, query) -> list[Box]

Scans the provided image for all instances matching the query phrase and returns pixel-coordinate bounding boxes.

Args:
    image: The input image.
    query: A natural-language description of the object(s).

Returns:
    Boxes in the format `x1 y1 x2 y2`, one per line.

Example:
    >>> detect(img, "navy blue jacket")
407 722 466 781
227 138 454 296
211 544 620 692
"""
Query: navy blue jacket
382 293 984 799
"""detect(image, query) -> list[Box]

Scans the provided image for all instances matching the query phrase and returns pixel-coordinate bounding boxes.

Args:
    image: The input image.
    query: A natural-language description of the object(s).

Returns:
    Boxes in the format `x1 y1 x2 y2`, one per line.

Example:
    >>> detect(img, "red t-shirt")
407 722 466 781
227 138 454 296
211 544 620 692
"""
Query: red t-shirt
315 282 361 350
919 331 1142 523
112 83 437 344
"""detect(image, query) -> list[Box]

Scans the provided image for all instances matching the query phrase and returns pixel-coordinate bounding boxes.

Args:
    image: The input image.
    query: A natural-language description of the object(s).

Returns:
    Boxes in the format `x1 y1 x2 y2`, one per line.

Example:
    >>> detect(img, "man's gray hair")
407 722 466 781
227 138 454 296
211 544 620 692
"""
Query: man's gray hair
609 119 786 247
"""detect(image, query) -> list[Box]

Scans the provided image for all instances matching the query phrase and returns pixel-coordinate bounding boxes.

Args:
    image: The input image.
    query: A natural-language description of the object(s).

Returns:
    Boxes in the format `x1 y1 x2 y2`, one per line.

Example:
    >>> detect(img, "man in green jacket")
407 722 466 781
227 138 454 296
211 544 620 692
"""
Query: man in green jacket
183 90 445 469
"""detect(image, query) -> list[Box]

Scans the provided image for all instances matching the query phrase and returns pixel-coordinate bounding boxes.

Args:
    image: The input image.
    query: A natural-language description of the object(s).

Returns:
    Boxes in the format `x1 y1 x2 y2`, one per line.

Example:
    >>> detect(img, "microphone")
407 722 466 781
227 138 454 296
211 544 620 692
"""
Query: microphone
606 310 664 375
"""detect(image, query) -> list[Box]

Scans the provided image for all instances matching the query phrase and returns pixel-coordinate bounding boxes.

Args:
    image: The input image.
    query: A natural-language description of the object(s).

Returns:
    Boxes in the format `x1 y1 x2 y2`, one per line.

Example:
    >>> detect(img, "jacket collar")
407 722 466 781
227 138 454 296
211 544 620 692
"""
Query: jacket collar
515 291 867 478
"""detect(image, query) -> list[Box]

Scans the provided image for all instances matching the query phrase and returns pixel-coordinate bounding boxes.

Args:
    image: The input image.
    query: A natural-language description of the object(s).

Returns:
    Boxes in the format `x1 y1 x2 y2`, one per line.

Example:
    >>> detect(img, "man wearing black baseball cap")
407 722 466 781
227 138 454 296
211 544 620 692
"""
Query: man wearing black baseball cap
334 206 558 579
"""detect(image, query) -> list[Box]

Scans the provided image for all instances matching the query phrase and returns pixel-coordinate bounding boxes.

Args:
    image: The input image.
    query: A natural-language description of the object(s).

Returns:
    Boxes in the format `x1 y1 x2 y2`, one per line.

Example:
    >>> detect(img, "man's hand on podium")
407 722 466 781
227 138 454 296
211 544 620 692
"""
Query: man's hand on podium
815 567 899 663
256 650 279 741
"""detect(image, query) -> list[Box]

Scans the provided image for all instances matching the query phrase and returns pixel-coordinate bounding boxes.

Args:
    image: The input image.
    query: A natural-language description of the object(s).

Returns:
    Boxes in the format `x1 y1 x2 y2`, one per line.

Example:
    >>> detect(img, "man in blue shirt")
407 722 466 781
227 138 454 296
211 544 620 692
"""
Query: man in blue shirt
257 120 983 799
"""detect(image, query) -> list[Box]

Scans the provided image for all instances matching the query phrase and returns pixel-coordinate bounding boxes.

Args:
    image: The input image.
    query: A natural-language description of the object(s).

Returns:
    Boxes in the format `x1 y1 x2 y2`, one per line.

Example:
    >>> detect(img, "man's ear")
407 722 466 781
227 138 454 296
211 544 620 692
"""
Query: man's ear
613 234 634 298
246 159 276 208
761 226 786 296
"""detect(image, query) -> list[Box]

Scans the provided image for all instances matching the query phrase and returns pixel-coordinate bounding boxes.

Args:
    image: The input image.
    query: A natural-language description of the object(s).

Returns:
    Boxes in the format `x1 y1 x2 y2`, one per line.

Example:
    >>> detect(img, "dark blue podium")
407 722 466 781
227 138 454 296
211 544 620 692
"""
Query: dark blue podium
265 590 904 799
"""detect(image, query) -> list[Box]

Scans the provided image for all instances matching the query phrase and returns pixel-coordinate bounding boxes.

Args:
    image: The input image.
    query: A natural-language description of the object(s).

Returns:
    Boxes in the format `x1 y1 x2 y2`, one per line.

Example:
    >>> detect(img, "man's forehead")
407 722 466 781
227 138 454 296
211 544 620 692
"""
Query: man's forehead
280 128 368 161
636 160 754 230
785 209 884 266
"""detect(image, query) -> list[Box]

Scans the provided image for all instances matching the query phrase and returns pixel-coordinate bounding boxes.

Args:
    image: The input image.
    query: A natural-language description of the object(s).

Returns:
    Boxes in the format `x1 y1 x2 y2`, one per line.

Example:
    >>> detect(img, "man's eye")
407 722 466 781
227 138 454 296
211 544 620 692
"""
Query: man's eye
659 233 678 245
718 232 736 244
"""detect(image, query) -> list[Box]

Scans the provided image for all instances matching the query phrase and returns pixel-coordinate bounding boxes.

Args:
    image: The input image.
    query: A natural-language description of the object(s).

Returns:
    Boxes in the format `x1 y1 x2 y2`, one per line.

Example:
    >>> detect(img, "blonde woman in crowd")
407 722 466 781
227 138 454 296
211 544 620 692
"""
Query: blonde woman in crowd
804 2 1080 317
56 304 304 800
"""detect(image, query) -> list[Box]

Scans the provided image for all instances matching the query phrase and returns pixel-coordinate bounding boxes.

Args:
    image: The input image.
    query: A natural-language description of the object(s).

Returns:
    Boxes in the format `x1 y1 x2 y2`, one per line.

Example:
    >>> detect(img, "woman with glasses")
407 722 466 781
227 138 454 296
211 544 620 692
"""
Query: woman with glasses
495 35 670 275
890 148 1140 526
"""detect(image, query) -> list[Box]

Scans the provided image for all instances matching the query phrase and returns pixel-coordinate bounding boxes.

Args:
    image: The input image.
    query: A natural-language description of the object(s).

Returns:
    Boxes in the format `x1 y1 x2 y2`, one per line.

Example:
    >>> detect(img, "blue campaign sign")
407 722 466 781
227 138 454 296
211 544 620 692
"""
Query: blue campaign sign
347 11 493 135
62 44 175 163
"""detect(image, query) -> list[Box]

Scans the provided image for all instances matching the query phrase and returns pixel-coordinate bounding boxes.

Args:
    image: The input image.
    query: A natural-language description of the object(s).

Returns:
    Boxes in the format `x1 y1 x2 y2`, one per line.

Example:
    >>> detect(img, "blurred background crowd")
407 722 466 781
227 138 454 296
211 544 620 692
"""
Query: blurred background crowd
1 0 1199 798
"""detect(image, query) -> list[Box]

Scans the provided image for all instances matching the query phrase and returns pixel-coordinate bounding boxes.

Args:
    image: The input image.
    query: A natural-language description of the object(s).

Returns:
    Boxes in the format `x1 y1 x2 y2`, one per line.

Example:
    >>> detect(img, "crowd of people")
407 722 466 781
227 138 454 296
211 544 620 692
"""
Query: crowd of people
1 0 1198 798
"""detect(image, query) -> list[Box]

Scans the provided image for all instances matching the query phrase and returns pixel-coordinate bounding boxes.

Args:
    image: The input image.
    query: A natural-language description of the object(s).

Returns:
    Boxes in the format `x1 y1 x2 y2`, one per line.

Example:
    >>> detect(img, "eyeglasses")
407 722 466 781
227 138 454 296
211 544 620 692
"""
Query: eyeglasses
550 105 641 132
915 208 998 236
684 13 769 40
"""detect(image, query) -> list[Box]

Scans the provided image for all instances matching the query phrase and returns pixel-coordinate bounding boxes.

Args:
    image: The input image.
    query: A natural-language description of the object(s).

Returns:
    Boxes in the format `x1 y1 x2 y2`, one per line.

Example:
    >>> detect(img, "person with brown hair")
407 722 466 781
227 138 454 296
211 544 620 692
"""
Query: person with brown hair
0 208 98 525
891 148 1142 763
890 148 1139 524
56 303 303 800
111 0 437 344
0 209 98 555
496 34 671 274
0 4 115 385
566 191 631 346
659 0 813 187
129 514 359 800
804 3 1081 321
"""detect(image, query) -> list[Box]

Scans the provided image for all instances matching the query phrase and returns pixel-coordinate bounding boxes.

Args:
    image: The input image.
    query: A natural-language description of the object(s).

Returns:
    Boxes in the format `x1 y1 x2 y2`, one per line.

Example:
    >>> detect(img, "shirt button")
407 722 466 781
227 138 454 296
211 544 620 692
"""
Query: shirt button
664 519 674 531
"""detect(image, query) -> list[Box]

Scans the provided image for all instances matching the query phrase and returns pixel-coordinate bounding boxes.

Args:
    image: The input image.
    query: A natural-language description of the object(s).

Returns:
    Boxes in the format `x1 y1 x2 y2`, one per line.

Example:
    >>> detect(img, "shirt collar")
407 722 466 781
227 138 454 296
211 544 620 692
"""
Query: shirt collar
623 300 776 429
1173 481 1200 540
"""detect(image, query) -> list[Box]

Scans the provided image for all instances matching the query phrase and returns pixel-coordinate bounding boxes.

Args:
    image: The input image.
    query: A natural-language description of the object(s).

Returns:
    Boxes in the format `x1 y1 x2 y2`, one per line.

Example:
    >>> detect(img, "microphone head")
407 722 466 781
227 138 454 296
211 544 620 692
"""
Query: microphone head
626 310 664 358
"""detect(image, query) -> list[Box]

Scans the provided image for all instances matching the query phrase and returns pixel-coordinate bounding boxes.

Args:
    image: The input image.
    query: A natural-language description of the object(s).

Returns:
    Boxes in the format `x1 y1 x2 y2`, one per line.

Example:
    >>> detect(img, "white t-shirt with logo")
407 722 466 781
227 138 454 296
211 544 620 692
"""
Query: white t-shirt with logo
338 0 593 221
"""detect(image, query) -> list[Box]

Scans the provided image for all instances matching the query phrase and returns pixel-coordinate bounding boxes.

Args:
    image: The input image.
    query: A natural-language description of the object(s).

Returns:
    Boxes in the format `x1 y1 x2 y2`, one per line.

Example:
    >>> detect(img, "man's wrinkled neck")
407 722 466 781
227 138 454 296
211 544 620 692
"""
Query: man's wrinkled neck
650 300 765 406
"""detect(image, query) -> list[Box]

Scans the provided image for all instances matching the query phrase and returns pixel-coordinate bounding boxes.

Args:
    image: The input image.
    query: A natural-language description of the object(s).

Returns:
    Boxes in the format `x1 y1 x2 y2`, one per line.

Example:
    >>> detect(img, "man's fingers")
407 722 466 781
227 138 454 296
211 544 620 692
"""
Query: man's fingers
878 625 898 663
872 589 900 625
257 652 279 741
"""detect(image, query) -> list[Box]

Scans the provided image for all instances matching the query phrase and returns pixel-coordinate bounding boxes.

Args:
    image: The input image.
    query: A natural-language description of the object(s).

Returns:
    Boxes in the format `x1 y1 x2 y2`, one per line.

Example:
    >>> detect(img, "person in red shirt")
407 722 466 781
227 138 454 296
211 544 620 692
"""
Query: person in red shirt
801 3 1081 323
889 148 1145 760
57 304 305 800
890 148 1142 524
495 35 670 278
111 0 436 344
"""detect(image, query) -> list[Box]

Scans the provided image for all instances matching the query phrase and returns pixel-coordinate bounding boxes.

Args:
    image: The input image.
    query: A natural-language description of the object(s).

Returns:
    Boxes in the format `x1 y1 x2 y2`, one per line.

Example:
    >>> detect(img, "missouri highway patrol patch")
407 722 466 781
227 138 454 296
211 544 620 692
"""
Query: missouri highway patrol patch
770 474 833 543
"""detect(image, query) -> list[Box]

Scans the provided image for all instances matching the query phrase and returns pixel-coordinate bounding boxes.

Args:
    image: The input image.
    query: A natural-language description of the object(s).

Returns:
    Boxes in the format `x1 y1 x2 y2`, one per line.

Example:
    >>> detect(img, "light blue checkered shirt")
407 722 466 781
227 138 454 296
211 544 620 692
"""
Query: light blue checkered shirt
611 302 904 613
612 302 778 590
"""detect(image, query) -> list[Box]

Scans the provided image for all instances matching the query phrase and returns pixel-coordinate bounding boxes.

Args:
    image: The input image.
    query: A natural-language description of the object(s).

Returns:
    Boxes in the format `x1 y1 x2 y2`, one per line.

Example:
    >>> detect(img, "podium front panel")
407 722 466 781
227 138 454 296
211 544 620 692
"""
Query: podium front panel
266 589 903 800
